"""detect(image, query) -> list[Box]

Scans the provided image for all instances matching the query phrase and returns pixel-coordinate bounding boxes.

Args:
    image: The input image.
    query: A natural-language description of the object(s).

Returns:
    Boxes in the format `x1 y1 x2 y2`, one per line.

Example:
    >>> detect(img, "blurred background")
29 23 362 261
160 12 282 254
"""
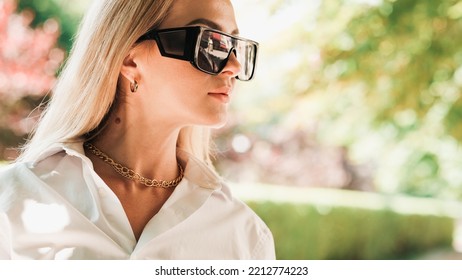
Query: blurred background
1 0 462 259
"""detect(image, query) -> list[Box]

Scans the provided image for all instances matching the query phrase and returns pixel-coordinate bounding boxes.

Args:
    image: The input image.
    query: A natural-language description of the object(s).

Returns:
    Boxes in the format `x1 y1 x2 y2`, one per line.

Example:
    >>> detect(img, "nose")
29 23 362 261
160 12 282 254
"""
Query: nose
221 49 242 78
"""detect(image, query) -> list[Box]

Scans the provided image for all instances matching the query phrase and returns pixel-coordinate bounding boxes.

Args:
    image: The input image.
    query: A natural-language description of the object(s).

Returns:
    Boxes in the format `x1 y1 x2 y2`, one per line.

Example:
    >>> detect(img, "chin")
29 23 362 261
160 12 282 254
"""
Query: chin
202 113 228 129
209 120 227 129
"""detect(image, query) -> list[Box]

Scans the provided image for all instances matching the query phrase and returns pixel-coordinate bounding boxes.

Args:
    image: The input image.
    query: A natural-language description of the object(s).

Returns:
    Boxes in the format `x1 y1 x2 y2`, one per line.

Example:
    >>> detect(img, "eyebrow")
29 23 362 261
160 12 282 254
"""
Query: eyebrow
186 18 240 35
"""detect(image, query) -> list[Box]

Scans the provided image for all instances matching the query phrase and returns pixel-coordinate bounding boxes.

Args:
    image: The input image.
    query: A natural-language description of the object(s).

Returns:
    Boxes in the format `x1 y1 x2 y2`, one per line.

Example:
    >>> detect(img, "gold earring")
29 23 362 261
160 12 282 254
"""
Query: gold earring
130 80 138 93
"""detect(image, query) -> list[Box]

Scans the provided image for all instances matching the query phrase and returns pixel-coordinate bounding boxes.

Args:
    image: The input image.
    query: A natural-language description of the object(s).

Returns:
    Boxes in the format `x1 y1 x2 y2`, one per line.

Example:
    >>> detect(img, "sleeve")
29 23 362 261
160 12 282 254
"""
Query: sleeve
251 225 276 260
0 213 12 259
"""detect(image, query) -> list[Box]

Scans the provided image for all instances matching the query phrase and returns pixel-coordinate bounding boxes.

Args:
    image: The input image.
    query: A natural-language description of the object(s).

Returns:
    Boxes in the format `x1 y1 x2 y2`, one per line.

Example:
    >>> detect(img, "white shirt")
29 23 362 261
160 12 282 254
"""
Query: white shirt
0 143 275 260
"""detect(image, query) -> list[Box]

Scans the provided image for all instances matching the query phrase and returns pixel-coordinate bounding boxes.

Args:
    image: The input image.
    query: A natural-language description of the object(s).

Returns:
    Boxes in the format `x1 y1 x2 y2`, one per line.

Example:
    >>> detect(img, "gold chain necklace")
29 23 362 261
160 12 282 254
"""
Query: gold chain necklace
84 142 184 188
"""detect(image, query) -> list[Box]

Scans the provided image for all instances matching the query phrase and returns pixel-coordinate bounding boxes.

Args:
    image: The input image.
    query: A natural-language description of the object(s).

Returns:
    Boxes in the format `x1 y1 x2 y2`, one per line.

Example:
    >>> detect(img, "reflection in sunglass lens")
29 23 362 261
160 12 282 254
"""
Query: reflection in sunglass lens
240 43 256 79
197 31 228 73
197 30 256 80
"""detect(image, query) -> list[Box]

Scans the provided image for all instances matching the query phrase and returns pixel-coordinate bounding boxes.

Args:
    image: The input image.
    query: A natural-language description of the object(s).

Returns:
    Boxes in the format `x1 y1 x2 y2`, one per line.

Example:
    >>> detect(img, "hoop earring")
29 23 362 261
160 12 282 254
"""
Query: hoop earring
130 80 138 93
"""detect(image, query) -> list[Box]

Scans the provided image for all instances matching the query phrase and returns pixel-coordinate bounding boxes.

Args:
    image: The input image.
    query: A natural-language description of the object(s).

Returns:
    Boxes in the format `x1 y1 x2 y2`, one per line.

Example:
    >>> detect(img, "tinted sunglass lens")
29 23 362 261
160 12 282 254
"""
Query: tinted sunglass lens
157 30 187 56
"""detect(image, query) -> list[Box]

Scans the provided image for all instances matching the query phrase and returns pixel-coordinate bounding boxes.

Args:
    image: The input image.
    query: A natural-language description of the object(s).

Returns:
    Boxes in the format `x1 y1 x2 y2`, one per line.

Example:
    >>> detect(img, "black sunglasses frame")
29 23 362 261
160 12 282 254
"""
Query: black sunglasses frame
137 26 259 81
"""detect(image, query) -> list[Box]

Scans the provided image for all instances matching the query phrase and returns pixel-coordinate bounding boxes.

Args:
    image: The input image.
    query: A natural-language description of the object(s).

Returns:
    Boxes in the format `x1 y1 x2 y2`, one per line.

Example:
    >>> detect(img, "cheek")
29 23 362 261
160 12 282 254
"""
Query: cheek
144 54 203 89
140 53 228 125
159 63 207 98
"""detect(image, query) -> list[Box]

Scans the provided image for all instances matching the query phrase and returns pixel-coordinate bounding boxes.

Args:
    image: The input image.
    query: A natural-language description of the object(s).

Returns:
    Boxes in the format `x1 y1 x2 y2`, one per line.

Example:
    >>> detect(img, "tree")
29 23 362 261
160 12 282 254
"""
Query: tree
217 0 462 199
0 0 64 160
309 0 462 198
16 0 89 52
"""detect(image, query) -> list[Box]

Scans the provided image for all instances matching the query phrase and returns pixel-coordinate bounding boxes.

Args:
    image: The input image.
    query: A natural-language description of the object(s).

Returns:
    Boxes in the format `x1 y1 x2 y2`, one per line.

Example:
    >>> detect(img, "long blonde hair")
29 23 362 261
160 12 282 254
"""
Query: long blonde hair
18 0 214 166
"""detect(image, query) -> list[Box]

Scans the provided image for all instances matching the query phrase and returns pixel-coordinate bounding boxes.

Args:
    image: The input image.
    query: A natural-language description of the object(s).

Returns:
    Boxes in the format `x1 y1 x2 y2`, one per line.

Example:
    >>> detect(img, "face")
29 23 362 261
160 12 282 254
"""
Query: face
125 0 242 129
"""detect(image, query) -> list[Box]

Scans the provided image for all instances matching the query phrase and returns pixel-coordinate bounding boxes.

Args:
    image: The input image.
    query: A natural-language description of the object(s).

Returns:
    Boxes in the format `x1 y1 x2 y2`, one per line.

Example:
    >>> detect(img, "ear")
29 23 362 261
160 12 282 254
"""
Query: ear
120 49 139 83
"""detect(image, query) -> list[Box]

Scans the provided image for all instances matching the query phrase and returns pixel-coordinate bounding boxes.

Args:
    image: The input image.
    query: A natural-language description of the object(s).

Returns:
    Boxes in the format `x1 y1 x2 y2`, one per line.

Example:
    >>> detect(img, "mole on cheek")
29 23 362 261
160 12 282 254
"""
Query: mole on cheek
115 117 121 124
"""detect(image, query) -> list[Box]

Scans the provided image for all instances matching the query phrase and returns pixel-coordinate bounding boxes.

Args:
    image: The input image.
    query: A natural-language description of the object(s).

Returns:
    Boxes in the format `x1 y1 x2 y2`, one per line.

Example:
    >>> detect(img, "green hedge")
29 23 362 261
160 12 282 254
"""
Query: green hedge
233 183 459 259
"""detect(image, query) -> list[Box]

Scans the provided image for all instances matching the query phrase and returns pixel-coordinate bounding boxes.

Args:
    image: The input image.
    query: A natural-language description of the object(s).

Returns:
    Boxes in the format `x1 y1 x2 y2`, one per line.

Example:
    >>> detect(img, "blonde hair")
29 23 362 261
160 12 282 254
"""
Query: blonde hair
18 0 214 166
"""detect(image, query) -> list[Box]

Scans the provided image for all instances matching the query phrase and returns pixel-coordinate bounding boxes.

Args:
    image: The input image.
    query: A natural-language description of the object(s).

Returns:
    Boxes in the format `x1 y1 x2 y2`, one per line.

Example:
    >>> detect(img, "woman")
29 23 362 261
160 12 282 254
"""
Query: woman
0 0 275 259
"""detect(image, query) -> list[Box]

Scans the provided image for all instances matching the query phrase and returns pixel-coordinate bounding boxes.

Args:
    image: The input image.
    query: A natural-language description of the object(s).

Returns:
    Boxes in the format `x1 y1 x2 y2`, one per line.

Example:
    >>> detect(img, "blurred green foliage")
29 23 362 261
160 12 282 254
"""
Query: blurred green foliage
315 0 462 198
227 0 462 199
17 0 88 51
235 182 459 259
321 0 462 132
247 200 454 259
0 0 66 159
0 0 88 159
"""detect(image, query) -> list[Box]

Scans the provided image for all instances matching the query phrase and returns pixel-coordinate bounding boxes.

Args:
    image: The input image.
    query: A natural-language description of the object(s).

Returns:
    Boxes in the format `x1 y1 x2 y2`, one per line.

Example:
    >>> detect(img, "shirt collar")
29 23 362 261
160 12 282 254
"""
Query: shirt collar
31 142 87 165
32 142 222 191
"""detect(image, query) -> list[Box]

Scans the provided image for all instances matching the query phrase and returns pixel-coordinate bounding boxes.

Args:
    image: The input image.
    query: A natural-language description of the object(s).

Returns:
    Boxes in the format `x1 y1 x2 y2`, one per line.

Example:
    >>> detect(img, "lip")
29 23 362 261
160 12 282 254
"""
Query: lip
208 86 232 103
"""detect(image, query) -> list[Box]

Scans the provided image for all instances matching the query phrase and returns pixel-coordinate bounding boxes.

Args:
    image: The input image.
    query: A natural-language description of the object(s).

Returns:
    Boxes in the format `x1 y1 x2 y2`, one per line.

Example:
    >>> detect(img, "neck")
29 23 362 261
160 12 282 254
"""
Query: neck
89 113 182 182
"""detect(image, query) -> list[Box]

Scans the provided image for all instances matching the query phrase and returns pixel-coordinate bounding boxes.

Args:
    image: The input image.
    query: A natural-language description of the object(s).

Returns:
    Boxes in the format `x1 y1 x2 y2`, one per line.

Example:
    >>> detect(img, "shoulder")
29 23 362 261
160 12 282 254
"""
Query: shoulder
0 161 33 191
170 149 276 259
0 150 68 189
0 146 84 212
221 181 274 233
207 181 276 259
0 160 29 179
0 142 89 187
0 162 28 212
0 162 18 181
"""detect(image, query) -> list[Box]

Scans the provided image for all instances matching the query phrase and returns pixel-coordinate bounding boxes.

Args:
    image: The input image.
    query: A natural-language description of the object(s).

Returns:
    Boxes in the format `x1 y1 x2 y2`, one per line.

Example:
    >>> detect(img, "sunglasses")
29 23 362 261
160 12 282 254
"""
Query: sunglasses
137 26 259 81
